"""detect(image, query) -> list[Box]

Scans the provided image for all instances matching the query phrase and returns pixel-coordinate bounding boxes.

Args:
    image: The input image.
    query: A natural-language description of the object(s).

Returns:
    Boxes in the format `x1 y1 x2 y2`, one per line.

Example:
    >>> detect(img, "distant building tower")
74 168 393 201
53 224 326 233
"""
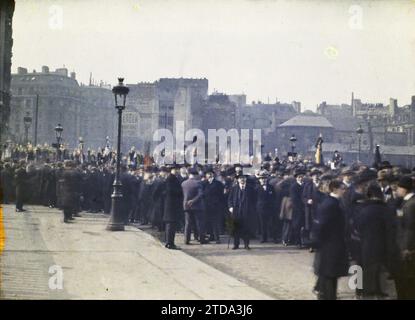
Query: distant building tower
292 101 301 114
389 98 398 117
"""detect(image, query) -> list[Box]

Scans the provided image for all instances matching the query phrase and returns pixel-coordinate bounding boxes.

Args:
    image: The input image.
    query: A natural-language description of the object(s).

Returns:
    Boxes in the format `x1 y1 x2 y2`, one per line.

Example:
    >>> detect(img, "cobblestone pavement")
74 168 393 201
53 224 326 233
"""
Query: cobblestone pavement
0 205 270 300
141 225 398 300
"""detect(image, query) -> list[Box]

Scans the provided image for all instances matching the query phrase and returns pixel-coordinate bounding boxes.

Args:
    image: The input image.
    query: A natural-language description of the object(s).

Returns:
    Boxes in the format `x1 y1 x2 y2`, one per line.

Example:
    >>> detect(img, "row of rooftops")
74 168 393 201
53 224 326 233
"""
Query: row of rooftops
16 66 76 80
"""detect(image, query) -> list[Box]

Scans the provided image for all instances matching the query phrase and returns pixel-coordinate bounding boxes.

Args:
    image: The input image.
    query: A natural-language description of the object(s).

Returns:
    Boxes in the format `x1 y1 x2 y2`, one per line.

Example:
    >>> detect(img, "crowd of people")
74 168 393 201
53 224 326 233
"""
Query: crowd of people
1 143 414 300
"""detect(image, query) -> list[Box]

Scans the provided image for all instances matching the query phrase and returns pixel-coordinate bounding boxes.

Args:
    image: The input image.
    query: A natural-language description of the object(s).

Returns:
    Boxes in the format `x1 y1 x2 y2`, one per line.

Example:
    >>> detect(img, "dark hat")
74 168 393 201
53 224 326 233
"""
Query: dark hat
204 167 215 175
188 168 199 175
379 161 392 170
236 173 247 180
310 168 322 176
354 170 376 186
398 176 413 191
160 166 169 173
294 169 305 177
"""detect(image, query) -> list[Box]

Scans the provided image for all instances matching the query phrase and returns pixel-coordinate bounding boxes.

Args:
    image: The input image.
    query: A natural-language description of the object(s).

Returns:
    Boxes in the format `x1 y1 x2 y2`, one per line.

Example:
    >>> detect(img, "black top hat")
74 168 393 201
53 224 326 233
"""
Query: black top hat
398 176 413 191
188 168 199 175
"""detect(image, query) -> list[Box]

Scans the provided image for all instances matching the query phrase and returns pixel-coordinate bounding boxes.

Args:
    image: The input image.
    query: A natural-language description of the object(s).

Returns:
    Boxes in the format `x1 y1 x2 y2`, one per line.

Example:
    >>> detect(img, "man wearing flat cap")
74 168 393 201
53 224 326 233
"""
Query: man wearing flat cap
395 176 415 299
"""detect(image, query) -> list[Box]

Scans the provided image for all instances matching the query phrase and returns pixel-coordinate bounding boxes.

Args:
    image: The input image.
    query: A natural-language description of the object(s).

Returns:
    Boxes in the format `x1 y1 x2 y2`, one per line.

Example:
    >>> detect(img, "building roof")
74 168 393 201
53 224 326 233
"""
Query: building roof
279 114 333 128
309 143 415 156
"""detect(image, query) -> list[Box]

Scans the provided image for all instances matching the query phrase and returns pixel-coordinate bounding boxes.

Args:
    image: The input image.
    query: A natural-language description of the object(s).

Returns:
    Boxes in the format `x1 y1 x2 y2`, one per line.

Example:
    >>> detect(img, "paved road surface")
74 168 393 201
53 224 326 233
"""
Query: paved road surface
0 204 270 300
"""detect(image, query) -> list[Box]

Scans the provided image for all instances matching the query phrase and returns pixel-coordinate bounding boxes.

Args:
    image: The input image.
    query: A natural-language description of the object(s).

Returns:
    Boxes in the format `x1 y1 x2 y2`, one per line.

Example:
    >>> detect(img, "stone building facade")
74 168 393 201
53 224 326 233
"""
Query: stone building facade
0 0 15 146
9 66 115 150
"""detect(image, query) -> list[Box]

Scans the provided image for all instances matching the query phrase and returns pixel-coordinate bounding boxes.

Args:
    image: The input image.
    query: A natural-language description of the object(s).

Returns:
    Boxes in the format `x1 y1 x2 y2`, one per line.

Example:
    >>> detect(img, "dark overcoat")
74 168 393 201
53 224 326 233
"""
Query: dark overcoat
227 184 257 237
355 199 398 268
162 174 183 223
313 195 349 278
61 168 82 209
14 166 27 203
203 179 225 218
255 183 277 217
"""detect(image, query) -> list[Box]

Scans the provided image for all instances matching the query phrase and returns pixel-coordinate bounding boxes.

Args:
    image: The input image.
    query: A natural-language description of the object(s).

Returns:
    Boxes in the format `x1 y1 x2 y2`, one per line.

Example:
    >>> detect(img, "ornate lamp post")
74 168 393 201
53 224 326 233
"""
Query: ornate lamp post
107 78 129 231
23 112 32 144
54 123 63 161
356 124 364 162
289 134 297 154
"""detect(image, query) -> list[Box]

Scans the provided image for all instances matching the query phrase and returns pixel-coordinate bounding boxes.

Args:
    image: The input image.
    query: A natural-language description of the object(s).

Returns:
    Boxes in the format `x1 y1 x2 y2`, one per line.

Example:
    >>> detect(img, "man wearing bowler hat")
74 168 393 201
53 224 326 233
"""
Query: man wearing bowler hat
228 173 257 249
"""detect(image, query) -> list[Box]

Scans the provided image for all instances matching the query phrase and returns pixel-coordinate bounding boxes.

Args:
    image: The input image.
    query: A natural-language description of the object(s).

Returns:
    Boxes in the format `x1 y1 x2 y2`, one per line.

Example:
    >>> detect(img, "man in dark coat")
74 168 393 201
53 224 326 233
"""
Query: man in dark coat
355 183 398 298
40 163 56 208
101 167 114 214
14 160 27 212
290 170 306 248
313 180 349 300
119 165 134 224
0 163 14 204
182 168 206 244
227 174 257 250
395 176 415 299
162 166 183 249
302 169 322 248
152 167 167 231
60 160 82 223
203 168 225 243
256 172 277 243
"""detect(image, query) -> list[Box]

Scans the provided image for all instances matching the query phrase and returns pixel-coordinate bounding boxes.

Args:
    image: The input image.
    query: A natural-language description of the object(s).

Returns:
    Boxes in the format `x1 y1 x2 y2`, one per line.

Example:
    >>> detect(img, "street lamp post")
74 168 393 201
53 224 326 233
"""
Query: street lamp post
54 123 63 161
289 134 297 154
23 112 32 144
356 124 364 162
107 78 129 231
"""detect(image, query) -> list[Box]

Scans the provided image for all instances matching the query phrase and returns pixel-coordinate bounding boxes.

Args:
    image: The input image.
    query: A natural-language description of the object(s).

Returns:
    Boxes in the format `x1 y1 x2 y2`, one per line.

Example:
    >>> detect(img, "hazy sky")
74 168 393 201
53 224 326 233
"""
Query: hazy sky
12 0 415 109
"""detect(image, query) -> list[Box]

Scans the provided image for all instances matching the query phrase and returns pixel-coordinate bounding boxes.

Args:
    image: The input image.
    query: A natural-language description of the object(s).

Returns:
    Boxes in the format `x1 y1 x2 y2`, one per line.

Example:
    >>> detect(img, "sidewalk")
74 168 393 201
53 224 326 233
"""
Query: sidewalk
0 204 271 300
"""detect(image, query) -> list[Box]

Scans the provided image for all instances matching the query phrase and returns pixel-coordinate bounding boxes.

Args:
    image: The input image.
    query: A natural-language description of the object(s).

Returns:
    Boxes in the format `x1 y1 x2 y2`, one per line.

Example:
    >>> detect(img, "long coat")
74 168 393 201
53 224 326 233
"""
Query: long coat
313 195 349 278
14 166 27 203
61 168 82 209
399 195 415 279
355 199 399 276
203 179 225 218
255 183 277 217
162 174 183 223
290 182 305 230
227 184 257 237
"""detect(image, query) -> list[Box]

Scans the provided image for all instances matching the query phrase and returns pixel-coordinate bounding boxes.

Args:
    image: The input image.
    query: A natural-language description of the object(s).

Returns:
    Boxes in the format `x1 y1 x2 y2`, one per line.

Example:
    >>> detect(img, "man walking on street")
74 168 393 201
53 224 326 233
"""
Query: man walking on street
182 168 206 244
313 180 349 300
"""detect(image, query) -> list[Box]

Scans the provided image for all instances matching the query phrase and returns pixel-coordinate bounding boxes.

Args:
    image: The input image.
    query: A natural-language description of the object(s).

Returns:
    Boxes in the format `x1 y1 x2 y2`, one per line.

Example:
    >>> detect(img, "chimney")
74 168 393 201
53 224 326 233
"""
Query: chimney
41 66 49 73
70 72 76 79
17 67 27 75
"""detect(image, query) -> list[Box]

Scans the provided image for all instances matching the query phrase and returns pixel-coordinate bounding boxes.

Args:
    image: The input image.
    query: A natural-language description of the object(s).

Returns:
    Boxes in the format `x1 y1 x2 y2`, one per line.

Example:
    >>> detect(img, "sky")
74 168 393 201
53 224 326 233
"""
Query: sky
11 0 415 110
